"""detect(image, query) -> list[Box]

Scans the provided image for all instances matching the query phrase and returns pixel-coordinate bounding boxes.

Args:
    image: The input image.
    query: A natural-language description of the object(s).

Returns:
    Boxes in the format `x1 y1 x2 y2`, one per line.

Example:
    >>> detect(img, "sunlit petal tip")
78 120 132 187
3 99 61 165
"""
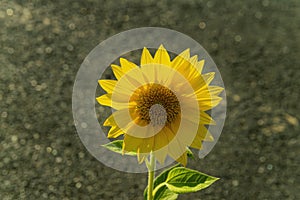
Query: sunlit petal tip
154 44 171 65
218 87 224 92
204 71 215 76
173 48 190 62
204 131 214 142
171 48 191 69
158 44 166 50
212 96 223 107
103 114 114 126
119 58 139 74
202 72 215 85
111 64 123 80
111 64 120 68
211 119 217 125
178 48 190 60
198 59 205 66
119 58 127 67
119 57 132 67
190 55 198 61
96 94 112 107
141 47 154 66
199 110 216 125
208 86 224 96
189 55 199 67
119 57 126 63
196 59 205 73
103 119 111 127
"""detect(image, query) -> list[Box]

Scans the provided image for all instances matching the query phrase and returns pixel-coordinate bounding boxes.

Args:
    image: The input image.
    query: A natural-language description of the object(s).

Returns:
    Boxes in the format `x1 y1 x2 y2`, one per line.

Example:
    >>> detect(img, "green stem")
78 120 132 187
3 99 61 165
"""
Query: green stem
147 152 155 200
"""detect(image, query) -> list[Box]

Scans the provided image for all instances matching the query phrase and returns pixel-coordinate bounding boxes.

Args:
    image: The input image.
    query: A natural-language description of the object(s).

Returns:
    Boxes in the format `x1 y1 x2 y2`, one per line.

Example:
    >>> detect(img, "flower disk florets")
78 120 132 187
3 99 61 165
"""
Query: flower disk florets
130 83 180 126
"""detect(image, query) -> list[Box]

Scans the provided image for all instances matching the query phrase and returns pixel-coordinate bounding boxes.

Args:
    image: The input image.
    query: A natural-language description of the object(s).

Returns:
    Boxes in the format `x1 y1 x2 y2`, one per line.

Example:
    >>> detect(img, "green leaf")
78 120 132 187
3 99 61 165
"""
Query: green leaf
153 164 181 189
165 167 219 194
152 186 178 200
102 140 136 156
144 164 181 200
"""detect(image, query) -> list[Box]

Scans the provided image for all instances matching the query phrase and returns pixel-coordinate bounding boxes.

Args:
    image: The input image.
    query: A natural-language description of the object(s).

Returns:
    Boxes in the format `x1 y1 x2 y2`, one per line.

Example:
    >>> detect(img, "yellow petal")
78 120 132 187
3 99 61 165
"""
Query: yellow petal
187 72 214 93
189 55 198 67
171 49 205 85
139 137 154 154
200 110 216 125
103 114 115 126
153 45 171 65
107 127 123 138
169 115 180 135
96 94 112 107
123 134 141 153
140 47 154 66
194 86 224 100
198 96 222 111
110 109 131 130
103 69 145 101
187 74 208 92
204 130 214 142
175 118 200 146
103 114 124 138
190 125 214 149
123 134 152 163
208 86 224 96
164 126 187 165
196 60 205 73
202 72 215 85
153 129 169 151
154 146 168 164
140 63 183 88
175 152 187 166
140 64 157 83
98 80 117 93
122 68 147 88
97 94 131 110
168 143 187 163
111 64 124 80
190 125 208 149
184 55 201 80
120 58 138 73
171 48 190 69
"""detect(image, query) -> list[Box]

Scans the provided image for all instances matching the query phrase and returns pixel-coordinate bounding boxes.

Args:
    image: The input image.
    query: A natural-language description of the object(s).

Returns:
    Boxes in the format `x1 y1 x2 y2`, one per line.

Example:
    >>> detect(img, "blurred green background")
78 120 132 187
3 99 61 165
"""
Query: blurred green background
0 0 299 199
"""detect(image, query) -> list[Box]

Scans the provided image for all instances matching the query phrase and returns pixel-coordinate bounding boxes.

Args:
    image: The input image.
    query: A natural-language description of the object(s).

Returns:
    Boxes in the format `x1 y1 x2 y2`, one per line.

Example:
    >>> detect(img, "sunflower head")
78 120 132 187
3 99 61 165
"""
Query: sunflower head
97 45 223 166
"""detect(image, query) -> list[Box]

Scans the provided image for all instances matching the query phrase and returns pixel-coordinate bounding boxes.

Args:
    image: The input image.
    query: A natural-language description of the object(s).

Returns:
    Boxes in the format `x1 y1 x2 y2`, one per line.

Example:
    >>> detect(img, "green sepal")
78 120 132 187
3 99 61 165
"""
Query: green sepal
101 140 136 156
186 147 195 159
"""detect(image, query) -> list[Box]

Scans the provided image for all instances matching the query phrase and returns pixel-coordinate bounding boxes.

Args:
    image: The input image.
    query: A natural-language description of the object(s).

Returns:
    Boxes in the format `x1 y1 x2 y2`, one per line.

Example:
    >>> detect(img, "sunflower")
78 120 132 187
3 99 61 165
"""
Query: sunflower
97 45 223 166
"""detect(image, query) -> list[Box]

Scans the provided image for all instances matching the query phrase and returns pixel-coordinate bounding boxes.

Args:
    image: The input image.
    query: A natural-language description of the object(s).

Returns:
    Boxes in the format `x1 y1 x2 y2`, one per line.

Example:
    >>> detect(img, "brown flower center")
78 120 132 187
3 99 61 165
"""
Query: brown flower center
130 83 180 126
